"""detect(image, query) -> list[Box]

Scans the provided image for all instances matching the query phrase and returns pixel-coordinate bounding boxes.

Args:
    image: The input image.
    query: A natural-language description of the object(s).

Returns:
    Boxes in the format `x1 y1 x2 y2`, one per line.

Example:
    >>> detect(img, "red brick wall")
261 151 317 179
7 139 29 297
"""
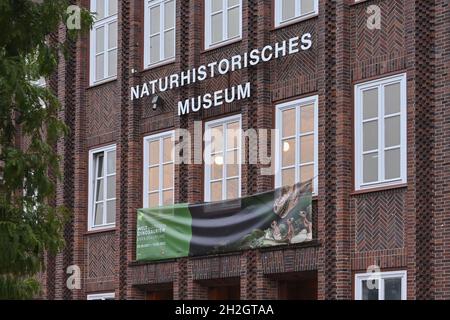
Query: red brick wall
432 0 450 300
42 0 449 300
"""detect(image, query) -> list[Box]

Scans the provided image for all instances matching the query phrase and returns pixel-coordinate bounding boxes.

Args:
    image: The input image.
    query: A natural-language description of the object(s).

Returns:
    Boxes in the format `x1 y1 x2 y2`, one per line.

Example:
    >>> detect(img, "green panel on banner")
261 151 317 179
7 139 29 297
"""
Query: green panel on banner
136 203 192 261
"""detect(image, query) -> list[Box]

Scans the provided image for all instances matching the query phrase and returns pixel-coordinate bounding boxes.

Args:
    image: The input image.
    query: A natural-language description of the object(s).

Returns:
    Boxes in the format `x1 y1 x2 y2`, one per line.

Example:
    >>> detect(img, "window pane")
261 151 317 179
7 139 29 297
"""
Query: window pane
300 134 314 164
164 1 175 29
282 0 296 21
211 154 224 180
300 164 314 183
385 148 401 180
282 138 295 167
163 137 174 162
211 13 223 44
149 140 159 166
363 153 378 183
226 178 239 199
226 150 239 177
385 116 400 148
226 122 240 149
96 27 105 54
96 0 105 19
149 192 159 207
211 181 222 201
282 108 296 137
149 167 159 191
210 126 224 153
108 22 117 49
96 154 104 177
163 164 173 189
107 176 115 199
164 29 175 59
363 88 378 120
150 35 160 64
385 83 401 115
363 120 378 151
96 179 104 201
108 0 118 16
108 49 117 77
362 280 379 300
282 168 295 187
163 190 173 206
107 151 116 174
227 7 240 39
384 278 402 300
150 6 160 34
301 0 315 14
212 0 223 12
300 104 314 133
94 203 104 225
95 54 104 80
106 200 115 224
228 0 239 7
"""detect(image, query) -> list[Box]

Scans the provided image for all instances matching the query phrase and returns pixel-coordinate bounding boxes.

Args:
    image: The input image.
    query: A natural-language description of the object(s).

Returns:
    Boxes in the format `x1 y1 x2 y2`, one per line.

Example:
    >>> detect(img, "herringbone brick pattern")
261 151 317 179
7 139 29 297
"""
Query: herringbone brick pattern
271 21 317 84
354 189 405 252
354 0 405 61
87 232 116 279
86 82 120 136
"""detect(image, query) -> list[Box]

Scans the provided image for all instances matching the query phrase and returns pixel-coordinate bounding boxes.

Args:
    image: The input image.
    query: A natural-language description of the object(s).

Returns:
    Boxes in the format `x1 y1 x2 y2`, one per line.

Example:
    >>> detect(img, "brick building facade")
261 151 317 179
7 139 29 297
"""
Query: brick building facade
38 0 450 300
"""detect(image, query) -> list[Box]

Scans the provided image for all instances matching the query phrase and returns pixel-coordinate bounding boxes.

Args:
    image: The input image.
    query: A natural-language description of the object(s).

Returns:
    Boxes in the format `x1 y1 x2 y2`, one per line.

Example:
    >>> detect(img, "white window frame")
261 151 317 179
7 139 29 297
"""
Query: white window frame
204 0 242 50
88 144 117 231
355 270 407 300
87 292 115 300
204 114 242 202
143 131 175 208
144 0 176 69
90 0 118 86
275 95 318 194
274 0 319 28
354 73 407 191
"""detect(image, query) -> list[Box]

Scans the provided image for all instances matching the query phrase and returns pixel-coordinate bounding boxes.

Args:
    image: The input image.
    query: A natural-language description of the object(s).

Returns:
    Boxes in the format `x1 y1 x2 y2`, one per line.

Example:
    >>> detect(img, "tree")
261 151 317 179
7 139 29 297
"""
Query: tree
0 0 92 299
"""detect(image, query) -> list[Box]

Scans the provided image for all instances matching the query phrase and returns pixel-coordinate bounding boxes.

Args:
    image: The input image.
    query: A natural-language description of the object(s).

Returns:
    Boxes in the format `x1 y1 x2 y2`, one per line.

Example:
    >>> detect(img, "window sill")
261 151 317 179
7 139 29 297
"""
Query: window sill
89 77 117 89
272 13 319 31
85 226 117 235
143 58 176 72
351 183 407 196
351 0 370 6
203 37 242 53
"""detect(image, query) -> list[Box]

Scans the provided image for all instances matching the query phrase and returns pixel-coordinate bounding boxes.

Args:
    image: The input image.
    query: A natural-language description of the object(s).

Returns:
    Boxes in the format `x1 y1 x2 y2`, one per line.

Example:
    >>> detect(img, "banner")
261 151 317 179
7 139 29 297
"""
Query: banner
136 181 312 262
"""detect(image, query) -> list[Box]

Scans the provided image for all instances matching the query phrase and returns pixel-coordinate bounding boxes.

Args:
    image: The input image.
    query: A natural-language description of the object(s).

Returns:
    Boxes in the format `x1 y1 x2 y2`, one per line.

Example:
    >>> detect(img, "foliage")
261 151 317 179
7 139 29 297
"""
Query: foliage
0 0 92 299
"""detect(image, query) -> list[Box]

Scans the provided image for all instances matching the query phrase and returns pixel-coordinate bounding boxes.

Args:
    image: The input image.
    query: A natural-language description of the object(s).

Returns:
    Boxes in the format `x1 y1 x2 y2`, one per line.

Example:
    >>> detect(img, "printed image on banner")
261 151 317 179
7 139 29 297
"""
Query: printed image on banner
136 181 313 261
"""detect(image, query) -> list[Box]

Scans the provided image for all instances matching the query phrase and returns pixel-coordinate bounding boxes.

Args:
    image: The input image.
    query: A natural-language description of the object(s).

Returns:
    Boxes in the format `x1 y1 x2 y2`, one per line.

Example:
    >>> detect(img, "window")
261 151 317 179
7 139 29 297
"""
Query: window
33 77 46 88
90 0 118 85
87 293 115 300
88 145 116 230
144 0 176 68
204 115 242 202
204 0 242 49
354 73 407 191
355 271 407 300
275 96 318 194
274 0 318 28
143 132 175 208
32 77 46 108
